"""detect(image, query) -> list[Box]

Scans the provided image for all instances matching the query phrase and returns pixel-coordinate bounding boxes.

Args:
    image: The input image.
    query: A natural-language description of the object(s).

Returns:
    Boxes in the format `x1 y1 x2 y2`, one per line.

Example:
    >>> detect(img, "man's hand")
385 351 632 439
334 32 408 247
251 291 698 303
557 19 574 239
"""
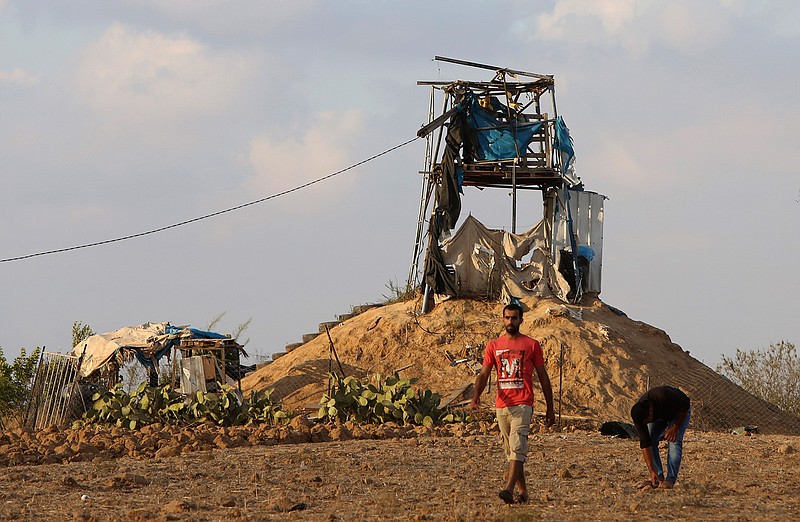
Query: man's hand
545 407 555 426
665 411 688 442
649 471 661 488
469 397 480 410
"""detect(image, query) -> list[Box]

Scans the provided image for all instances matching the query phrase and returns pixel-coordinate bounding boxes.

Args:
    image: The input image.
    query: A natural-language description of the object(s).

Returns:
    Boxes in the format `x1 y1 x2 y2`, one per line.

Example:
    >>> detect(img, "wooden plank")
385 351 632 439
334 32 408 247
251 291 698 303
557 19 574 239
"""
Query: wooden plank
440 383 473 408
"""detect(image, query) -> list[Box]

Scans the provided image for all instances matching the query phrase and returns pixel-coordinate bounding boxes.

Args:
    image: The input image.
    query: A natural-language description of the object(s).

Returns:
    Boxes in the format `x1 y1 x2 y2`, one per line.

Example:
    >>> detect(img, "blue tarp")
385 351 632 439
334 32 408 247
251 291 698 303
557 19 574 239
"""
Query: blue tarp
554 116 575 174
166 326 227 339
135 326 229 368
462 93 543 161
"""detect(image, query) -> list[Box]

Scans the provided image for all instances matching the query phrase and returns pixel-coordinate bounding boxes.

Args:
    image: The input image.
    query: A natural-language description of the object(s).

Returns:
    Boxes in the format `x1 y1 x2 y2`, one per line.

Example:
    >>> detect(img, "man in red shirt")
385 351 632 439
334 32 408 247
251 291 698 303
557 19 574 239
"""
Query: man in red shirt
470 303 555 504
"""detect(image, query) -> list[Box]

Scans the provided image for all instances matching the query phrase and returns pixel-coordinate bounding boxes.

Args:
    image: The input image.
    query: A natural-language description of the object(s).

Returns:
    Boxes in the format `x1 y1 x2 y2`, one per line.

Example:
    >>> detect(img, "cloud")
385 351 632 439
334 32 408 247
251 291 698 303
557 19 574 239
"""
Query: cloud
0 68 41 85
73 23 251 128
131 0 318 38
589 105 795 192
521 0 736 56
69 205 108 223
246 109 365 211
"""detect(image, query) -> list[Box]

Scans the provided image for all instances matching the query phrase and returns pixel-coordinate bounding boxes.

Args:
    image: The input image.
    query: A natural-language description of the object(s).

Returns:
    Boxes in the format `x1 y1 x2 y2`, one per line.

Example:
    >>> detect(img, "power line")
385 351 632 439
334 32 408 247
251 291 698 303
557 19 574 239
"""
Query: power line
2 137 419 263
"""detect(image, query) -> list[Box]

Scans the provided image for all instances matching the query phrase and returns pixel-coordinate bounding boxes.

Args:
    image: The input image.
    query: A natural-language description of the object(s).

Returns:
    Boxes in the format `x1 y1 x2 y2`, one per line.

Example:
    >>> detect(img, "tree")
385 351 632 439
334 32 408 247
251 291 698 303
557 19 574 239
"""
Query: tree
716 341 800 415
72 321 95 348
0 347 42 428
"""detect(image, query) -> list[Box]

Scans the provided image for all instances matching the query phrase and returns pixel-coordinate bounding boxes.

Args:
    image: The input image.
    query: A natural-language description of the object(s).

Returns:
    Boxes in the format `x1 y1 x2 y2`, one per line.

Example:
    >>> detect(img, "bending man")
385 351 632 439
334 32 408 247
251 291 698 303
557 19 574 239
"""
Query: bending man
470 303 555 504
631 385 691 489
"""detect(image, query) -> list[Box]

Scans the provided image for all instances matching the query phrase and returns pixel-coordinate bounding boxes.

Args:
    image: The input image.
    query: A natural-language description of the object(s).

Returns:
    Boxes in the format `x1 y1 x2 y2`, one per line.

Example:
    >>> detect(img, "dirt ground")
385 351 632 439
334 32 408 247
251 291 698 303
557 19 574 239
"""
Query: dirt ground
8 296 800 520
2 417 799 521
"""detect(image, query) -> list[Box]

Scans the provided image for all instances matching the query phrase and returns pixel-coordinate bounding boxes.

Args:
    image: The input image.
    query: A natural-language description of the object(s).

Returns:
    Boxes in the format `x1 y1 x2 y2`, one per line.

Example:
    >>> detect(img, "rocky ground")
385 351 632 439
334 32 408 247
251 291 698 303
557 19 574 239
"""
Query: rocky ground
8 295 799 520
1 415 799 521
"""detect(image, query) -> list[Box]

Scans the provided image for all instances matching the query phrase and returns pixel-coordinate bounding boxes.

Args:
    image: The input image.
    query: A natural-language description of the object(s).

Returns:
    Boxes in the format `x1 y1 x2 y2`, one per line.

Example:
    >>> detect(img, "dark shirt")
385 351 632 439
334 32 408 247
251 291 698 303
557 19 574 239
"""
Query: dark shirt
632 386 690 449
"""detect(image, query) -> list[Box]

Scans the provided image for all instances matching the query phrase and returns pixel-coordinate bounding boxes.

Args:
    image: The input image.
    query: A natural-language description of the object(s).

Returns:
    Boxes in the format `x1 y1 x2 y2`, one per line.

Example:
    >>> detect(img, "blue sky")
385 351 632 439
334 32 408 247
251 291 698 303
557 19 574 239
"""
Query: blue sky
2 0 798 367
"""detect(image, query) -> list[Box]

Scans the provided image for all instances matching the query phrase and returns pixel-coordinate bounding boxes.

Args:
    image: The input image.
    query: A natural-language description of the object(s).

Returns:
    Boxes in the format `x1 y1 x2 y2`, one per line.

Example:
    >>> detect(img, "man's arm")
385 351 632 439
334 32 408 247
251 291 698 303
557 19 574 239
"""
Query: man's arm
535 364 555 426
640 447 661 487
469 365 493 410
664 409 688 442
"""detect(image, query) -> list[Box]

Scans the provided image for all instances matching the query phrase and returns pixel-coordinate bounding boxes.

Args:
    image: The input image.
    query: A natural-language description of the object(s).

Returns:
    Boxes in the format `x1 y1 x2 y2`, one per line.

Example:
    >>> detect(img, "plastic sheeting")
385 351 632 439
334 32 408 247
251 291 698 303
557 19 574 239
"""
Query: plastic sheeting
70 322 229 378
435 215 568 301
463 93 543 161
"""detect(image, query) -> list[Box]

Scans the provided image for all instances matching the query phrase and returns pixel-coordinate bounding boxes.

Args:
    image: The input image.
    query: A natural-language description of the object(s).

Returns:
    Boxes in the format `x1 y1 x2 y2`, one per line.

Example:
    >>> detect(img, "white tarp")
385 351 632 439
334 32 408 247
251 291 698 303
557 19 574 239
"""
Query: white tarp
70 322 171 377
437 215 569 301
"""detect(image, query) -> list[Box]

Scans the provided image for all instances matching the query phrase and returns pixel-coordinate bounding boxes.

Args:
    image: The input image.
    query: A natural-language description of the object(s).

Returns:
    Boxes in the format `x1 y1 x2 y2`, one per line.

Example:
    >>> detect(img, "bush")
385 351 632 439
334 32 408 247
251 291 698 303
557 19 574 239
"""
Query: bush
716 341 800 415
0 347 42 429
317 372 470 426
71 321 95 348
79 382 289 429
381 278 416 305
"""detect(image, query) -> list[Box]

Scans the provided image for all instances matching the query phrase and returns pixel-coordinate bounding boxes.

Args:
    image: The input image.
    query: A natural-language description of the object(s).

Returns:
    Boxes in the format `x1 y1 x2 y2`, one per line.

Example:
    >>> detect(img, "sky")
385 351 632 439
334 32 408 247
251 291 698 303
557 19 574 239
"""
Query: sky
1 0 798 369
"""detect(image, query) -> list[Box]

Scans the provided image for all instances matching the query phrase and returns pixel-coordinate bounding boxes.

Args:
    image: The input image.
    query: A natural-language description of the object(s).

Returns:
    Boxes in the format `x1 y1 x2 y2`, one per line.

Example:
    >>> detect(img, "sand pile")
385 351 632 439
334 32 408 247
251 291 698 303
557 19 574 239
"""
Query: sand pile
242 296 800 435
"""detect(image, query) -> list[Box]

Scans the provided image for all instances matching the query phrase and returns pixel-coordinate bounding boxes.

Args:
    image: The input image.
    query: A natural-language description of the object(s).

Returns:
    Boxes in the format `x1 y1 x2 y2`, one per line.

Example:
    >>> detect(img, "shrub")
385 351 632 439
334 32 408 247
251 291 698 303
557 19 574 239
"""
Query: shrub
381 278 416 304
79 382 289 428
317 372 469 426
71 321 95 348
716 341 800 415
84 382 188 429
0 347 42 429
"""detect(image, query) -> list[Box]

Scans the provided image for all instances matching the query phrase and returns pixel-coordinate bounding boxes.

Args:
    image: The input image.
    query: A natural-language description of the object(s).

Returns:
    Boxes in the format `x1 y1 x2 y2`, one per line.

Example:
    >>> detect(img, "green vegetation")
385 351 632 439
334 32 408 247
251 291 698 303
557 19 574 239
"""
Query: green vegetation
79 373 467 431
381 278 416 304
0 347 41 429
71 321 95 348
717 341 800 415
317 372 469 426
78 382 288 429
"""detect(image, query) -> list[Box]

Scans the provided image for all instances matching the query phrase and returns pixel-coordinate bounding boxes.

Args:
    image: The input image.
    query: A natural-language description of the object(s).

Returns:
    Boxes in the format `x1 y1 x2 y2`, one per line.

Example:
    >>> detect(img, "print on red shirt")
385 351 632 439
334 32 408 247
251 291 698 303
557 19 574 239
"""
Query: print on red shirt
497 349 524 389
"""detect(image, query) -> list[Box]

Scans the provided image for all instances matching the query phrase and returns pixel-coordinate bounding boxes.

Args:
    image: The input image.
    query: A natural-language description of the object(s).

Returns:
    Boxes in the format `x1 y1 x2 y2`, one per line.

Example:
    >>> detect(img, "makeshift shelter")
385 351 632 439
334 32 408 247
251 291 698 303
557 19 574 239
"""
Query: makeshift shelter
69 322 243 385
409 57 606 305
25 323 249 429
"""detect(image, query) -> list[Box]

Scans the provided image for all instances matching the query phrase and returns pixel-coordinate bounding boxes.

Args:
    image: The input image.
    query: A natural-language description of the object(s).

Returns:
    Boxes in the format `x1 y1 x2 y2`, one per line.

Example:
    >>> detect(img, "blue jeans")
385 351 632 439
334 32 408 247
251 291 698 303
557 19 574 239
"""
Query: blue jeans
647 408 691 483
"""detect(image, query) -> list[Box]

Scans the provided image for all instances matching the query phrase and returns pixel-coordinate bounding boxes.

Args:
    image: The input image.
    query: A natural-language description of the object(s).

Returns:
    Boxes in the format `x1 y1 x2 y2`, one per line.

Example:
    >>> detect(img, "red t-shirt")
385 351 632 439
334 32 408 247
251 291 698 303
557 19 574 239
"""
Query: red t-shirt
482 334 544 408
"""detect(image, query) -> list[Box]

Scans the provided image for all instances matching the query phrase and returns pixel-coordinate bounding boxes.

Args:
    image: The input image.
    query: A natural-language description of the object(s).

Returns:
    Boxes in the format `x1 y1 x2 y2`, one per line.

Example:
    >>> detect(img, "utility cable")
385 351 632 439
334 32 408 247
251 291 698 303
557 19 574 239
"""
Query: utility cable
1 137 419 263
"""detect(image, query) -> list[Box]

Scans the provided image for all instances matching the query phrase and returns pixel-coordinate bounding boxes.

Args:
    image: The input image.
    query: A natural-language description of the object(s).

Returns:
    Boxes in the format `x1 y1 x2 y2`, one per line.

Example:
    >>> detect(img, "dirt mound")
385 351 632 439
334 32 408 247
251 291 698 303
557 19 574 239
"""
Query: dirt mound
0 418 500 467
242 296 800 434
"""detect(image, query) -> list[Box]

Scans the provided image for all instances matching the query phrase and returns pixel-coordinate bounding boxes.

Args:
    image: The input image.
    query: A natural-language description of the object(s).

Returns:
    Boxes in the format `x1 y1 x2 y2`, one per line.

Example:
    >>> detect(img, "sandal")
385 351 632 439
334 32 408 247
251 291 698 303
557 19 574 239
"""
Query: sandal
515 494 529 504
498 489 515 504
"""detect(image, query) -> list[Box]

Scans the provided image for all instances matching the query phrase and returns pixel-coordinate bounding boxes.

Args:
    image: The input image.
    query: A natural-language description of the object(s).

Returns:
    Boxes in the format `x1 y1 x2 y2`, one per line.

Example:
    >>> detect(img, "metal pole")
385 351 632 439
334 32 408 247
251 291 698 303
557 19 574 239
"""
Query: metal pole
502 73 520 235
558 342 564 428
433 56 553 80
408 88 449 291
325 325 345 376
512 162 517 234
420 284 432 314
24 347 47 429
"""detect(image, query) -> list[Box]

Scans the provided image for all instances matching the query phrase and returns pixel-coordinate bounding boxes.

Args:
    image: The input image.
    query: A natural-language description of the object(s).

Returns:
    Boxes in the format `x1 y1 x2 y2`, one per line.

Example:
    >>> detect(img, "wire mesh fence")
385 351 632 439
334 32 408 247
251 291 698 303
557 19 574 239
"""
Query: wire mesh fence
25 351 84 430
645 363 800 435
536 342 800 436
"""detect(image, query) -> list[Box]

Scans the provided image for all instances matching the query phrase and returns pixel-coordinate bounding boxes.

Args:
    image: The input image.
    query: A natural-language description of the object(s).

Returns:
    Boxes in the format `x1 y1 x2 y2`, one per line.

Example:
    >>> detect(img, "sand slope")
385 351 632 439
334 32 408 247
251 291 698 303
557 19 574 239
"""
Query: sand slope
242 296 800 434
